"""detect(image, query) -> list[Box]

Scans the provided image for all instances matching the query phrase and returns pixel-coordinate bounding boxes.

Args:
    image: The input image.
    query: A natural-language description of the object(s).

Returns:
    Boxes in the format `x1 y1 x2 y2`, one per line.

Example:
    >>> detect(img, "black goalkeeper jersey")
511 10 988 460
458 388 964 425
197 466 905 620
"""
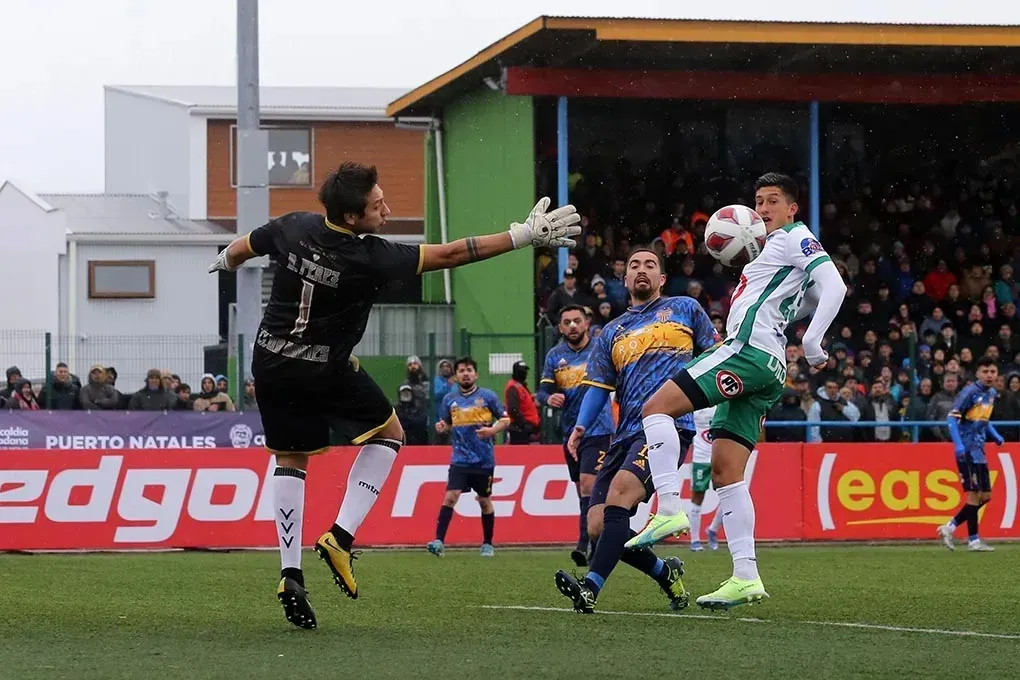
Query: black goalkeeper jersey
247 211 423 377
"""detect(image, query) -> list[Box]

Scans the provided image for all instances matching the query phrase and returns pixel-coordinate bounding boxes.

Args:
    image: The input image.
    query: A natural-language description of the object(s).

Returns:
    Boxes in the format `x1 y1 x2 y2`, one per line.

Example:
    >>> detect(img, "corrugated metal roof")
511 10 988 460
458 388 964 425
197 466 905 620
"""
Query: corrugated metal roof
106 85 410 117
543 15 1020 27
39 193 232 235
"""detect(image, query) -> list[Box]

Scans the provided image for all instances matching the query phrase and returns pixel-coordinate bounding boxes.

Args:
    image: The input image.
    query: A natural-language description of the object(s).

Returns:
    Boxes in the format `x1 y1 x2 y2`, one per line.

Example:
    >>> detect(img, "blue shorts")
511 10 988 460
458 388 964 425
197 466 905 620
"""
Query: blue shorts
957 459 991 493
589 430 693 513
563 434 610 483
447 466 494 498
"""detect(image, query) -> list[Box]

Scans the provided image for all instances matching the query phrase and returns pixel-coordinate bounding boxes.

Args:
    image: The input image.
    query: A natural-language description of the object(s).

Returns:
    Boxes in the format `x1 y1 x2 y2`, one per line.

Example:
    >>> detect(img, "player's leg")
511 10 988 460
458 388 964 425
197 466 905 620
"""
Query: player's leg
257 382 326 630
571 435 606 566
428 476 463 556
563 441 587 565
689 488 707 551
939 460 981 551
706 494 723 550
695 391 777 611
555 446 618 613
969 466 994 552
315 367 405 599
475 470 496 556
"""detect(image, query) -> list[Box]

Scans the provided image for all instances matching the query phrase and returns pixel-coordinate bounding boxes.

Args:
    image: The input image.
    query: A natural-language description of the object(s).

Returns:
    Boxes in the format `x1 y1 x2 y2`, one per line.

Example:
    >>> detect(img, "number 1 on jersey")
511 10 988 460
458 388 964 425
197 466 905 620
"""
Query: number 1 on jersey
292 280 314 338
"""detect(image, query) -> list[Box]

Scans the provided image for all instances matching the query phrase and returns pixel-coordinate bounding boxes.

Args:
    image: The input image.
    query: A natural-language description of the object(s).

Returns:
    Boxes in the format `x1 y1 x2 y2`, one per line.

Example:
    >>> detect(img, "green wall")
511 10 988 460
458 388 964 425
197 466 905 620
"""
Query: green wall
359 356 409 404
442 89 536 391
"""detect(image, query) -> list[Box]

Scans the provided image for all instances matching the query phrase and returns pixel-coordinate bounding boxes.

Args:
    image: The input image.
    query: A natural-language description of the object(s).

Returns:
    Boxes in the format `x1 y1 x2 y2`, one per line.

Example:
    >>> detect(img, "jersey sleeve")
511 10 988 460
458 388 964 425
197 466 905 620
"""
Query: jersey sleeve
582 324 617 390
785 226 832 276
438 394 453 423
540 349 557 387
487 390 509 422
363 236 424 280
685 299 721 353
948 385 975 419
246 218 286 257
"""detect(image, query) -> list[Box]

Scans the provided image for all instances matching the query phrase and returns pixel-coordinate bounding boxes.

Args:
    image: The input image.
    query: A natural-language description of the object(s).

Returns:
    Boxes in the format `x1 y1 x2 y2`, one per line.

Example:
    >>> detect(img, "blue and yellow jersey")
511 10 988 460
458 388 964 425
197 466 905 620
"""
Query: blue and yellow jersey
949 383 997 463
583 295 720 440
538 339 615 441
439 386 508 468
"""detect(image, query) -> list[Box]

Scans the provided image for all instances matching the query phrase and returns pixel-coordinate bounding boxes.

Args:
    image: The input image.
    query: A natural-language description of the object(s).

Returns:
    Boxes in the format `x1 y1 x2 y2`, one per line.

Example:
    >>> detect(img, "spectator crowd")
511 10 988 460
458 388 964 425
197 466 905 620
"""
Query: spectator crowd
1 364 259 413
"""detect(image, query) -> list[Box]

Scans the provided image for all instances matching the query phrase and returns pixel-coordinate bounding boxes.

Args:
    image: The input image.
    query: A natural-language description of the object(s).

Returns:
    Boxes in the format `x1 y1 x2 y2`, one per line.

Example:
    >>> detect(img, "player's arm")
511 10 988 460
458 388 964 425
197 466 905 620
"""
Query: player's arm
788 233 847 367
435 395 453 433
477 394 511 439
987 421 1005 446
208 220 282 272
688 300 722 355
946 388 971 453
572 327 616 439
418 198 581 273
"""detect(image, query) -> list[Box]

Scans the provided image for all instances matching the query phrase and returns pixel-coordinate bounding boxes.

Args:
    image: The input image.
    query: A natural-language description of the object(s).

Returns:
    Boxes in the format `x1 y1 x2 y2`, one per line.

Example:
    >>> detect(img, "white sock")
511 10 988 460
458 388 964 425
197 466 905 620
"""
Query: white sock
335 439 400 538
643 414 683 515
708 507 724 533
717 480 758 580
274 466 306 571
689 502 702 543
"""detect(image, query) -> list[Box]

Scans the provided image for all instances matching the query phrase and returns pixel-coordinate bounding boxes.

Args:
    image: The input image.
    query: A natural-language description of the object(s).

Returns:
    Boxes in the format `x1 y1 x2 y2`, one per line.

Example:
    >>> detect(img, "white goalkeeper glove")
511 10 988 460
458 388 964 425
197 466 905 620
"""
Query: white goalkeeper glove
208 249 238 273
507 197 582 249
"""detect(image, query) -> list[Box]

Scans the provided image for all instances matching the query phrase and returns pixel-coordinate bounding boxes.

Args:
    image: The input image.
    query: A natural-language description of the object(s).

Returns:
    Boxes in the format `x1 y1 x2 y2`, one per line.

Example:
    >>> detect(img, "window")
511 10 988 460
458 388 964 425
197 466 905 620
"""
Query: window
231 125 313 187
88 261 156 299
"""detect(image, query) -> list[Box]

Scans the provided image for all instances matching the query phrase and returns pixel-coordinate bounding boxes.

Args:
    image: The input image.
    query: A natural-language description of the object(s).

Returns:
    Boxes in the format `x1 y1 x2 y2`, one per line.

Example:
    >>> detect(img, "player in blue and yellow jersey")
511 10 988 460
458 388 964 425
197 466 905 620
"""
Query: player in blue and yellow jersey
553 247 720 613
538 304 616 567
428 356 510 558
938 357 1004 552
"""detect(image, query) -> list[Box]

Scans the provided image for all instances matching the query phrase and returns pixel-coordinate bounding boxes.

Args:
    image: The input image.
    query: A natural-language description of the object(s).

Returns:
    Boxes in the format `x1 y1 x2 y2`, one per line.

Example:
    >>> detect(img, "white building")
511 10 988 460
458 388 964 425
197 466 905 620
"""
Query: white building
0 180 231 388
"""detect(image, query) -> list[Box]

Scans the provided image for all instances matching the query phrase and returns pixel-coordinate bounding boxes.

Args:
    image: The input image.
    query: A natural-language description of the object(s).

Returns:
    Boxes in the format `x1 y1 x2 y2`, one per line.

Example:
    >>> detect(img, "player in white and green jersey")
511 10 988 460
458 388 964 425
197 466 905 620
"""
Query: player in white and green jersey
687 405 716 552
628 173 847 610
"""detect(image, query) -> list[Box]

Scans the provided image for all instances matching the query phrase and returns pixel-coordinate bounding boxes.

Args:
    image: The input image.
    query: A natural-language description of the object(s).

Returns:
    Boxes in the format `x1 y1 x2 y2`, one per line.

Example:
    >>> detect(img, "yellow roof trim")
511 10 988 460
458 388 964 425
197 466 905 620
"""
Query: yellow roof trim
386 16 546 117
388 16 1020 116
572 18 1020 47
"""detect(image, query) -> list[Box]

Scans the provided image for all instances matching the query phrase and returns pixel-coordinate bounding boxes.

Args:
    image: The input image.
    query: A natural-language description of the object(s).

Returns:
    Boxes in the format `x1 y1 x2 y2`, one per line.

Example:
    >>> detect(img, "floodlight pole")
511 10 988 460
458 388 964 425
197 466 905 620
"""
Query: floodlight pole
235 0 269 379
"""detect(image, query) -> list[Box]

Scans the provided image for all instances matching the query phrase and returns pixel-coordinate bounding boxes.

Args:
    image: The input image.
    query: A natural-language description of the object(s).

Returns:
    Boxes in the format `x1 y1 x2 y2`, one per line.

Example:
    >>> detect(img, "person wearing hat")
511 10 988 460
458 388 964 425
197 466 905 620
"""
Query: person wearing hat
79 365 119 410
2 366 21 400
504 361 540 444
128 369 178 411
545 268 594 326
192 373 235 412
395 384 427 445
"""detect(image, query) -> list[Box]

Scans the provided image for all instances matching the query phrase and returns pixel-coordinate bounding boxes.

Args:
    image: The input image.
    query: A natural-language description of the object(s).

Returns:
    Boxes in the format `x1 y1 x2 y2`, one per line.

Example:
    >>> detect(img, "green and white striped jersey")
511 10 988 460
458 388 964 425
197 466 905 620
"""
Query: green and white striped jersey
724 221 832 364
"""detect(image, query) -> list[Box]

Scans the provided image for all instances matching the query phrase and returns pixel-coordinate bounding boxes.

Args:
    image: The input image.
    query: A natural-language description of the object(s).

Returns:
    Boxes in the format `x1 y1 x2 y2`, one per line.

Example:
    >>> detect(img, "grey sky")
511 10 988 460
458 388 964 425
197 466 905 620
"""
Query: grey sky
1 0 1017 193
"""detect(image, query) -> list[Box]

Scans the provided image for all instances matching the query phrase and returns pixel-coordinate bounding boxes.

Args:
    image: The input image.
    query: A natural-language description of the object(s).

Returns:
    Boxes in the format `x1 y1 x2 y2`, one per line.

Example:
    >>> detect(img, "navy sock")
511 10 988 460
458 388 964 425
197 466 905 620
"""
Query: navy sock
577 496 590 551
966 504 979 538
436 505 454 542
481 512 494 544
620 530 667 586
585 505 631 596
951 504 971 528
329 524 354 552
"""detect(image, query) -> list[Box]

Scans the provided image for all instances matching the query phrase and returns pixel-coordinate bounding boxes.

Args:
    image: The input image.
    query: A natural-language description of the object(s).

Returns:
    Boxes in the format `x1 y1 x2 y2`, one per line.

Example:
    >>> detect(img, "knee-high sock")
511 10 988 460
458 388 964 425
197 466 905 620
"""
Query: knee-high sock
643 414 683 515
968 502 985 540
332 439 399 550
585 505 632 595
577 496 590 550
949 504 973 532
274 466 305 578
481 512 495 545
708 506 724 533
717 480 758 580
689 502 702 542
620 530 667 586
436 505 454 541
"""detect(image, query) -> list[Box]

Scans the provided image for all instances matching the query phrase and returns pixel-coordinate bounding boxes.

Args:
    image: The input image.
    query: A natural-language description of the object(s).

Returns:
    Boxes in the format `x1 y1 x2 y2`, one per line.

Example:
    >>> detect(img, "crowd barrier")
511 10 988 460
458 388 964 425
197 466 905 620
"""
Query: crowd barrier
1 442 1016 551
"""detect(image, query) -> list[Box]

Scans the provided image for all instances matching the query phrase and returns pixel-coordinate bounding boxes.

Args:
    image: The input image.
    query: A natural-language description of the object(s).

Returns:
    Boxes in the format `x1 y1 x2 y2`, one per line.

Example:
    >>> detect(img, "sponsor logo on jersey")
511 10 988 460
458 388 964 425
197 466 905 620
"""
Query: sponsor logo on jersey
800 237 824 258
716 370 744 398
656 308 673 323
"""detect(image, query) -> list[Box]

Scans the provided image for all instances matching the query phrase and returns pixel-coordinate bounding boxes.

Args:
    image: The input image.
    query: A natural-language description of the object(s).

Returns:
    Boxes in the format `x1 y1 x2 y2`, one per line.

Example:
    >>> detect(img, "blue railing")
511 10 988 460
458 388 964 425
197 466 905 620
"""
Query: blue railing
764 420 1020 444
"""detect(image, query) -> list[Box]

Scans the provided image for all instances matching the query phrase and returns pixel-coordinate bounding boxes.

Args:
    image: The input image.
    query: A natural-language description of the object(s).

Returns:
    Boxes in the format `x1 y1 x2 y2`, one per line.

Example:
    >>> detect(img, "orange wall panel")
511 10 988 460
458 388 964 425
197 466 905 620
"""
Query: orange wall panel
207 120 424 221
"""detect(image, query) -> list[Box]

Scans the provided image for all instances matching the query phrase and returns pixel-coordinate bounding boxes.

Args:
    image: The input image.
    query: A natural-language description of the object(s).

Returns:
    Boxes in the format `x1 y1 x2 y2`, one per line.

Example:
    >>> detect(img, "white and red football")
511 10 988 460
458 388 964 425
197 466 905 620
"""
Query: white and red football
703 205 767 268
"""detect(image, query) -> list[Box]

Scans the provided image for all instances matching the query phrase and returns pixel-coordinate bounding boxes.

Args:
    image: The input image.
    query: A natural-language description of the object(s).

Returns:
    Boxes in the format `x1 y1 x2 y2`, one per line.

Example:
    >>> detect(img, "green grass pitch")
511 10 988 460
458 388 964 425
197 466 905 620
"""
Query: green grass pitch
2 544 1018 679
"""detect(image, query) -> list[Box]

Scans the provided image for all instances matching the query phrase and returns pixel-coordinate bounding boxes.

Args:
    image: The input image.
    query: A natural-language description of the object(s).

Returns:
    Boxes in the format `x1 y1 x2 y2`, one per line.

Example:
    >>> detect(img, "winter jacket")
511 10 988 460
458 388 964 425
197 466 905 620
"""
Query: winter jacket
79 377 120 410
128 387 177 411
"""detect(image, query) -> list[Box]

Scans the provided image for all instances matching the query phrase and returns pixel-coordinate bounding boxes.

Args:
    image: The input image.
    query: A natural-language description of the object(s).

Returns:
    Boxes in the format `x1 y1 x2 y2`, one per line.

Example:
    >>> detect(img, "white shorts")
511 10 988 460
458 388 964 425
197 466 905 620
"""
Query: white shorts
691 406 717 466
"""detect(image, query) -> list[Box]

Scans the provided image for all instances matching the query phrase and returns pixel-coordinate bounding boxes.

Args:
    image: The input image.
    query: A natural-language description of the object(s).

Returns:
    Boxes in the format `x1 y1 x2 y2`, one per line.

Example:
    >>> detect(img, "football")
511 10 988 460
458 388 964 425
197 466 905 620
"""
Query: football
704 205 767 268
